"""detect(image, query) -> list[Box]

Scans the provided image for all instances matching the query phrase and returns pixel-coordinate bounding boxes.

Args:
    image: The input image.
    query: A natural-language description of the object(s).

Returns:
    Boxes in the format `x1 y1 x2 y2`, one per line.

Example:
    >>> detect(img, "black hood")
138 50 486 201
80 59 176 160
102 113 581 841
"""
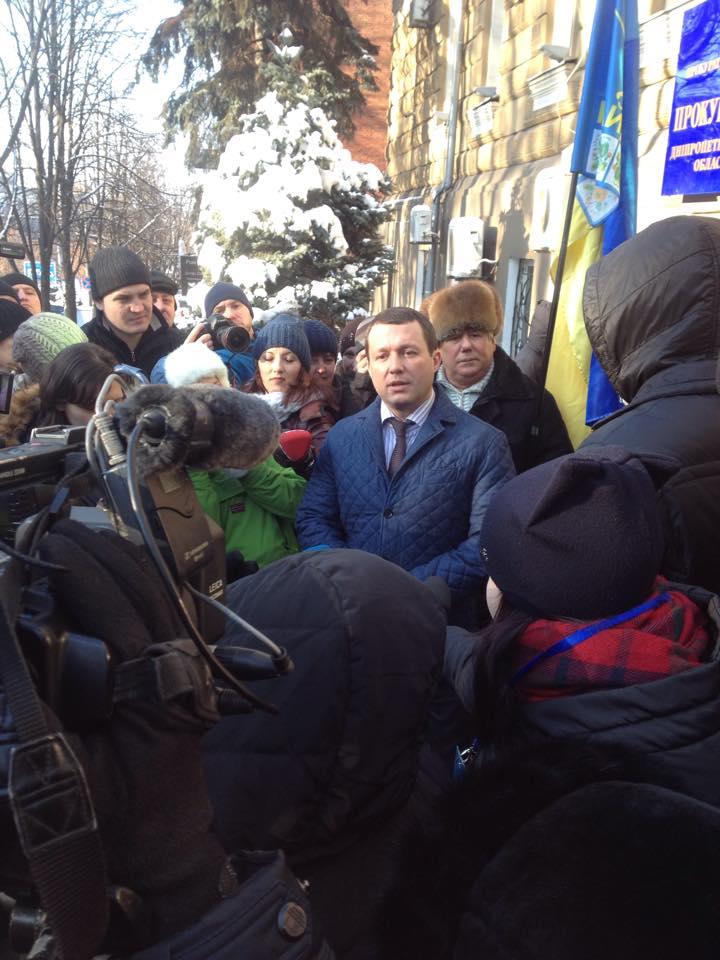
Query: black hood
583 215 720 401
202 549 446 861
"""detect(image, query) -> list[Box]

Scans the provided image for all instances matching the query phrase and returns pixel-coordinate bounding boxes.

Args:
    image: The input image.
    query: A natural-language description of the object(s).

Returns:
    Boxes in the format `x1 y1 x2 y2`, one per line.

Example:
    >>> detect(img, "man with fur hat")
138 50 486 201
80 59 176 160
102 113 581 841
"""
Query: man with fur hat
425 280 571 472
83 245 177 378
1 270 42 315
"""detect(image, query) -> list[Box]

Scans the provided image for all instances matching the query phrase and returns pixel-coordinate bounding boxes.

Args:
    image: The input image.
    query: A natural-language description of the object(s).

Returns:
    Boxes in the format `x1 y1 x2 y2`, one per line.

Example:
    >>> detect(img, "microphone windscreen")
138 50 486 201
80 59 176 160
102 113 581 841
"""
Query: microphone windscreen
114 384 279 476
188 385 279 471
278 429 312 463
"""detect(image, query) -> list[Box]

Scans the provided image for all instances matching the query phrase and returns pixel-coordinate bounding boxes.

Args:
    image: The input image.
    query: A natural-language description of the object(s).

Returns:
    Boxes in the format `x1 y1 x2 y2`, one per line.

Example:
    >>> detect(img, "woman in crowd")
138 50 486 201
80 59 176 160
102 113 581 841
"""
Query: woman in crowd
0 308 90 446
248 313 338 455
164 340 307 571
304 317 360 419
37 342 123 427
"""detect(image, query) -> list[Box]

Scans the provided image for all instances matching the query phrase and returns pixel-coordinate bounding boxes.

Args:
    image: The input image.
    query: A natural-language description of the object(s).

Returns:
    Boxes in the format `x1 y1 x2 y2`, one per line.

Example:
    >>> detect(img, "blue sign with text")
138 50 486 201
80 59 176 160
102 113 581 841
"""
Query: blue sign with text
662 0 720 196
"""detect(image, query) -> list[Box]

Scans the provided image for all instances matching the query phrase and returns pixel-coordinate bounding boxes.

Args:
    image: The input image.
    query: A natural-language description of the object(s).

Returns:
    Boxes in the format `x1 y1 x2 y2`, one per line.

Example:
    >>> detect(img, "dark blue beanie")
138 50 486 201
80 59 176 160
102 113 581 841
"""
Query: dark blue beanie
204 282 253 319
303 319 338 356
481 447 665 621
252 313 312 371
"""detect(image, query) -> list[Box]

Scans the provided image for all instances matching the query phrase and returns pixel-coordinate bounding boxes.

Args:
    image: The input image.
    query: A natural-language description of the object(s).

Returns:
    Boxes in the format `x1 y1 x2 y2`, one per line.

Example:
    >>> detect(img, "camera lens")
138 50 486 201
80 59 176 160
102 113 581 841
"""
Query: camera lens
219 324 250 353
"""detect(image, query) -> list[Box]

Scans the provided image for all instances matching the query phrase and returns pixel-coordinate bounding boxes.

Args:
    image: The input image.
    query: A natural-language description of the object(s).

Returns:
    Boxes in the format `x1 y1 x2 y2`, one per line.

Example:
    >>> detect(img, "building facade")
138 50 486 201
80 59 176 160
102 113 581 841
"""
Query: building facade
378 0 717 358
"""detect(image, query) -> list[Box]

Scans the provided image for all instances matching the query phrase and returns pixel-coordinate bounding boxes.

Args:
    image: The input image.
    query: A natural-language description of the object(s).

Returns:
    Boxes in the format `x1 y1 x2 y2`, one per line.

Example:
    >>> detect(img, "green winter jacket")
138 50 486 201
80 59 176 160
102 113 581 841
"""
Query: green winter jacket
189 458 306 568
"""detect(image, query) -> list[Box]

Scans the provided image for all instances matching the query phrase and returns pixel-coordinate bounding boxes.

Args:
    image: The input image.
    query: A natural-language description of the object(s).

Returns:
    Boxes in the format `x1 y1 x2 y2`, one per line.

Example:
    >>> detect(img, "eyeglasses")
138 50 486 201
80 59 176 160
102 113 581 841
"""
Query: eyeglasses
440 327 494 344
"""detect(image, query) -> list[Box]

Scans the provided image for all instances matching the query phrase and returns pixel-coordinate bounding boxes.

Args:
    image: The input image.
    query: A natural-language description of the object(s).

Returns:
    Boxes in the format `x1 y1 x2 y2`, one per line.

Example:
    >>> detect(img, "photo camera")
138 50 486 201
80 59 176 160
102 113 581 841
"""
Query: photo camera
201 313 250 353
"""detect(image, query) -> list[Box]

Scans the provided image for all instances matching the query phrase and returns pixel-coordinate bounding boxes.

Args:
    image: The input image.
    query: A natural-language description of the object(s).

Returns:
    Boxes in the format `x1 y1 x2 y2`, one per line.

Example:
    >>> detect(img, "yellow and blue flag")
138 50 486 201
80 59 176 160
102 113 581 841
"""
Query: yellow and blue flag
546 0 639 447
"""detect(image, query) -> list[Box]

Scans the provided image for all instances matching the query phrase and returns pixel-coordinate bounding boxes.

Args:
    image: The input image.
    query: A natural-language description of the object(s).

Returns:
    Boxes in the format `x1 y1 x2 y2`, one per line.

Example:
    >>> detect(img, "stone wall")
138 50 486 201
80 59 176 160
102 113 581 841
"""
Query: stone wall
378 0 719 350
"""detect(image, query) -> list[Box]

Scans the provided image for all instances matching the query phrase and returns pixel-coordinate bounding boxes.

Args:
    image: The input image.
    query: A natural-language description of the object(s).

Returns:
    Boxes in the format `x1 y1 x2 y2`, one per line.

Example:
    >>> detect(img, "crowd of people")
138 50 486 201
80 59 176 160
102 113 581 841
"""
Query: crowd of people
1 213 720 958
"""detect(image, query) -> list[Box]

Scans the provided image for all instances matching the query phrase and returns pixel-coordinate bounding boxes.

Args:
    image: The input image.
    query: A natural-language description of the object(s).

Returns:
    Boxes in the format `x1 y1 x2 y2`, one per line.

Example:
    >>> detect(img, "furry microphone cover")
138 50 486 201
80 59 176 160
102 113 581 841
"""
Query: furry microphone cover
114 384 280 476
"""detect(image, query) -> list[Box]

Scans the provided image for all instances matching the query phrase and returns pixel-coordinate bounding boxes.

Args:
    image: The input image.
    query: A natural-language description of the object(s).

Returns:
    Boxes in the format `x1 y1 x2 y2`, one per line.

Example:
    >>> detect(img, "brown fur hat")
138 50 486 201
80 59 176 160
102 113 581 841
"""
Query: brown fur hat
427 280 503 341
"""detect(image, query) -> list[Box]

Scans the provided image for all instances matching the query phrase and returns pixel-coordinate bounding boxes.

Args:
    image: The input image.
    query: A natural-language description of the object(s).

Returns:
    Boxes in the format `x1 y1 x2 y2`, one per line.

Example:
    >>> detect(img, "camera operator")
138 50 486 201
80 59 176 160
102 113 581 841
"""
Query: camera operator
0 380 333 959
152 283 257 389
200 282 256 387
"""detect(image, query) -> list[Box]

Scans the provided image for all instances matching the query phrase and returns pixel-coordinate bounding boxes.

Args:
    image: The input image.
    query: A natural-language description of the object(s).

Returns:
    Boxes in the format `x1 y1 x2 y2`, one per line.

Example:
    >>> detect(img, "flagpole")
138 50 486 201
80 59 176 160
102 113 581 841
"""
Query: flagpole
532 169 579 432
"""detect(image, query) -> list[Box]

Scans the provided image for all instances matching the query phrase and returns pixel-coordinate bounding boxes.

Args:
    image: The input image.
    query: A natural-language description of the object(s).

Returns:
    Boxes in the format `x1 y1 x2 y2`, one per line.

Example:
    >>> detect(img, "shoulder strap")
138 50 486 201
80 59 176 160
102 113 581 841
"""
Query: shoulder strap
1 597 109 958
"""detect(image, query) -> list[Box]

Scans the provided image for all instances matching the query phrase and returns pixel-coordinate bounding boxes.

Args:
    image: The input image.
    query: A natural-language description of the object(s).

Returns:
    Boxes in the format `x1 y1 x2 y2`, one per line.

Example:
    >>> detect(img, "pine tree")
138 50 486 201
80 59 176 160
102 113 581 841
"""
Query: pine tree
142 0 377 167
194 46 392 325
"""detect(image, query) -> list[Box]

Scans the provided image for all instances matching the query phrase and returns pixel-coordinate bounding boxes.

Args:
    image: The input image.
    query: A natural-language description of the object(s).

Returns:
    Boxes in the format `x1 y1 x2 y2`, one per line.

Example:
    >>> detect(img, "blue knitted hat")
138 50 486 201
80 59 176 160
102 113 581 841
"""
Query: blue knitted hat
303 319 338 356
252 313 312 371
204 282 253 319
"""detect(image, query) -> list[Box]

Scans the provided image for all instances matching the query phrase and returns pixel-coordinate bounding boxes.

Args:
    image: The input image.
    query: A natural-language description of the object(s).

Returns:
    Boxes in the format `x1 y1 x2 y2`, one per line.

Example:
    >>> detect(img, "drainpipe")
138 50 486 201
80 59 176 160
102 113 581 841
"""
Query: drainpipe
424 0 465 297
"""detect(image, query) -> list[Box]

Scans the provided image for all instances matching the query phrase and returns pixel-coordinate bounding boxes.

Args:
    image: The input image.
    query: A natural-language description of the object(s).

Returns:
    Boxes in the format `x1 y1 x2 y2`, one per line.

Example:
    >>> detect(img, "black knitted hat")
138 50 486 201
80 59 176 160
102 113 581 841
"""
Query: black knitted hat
481 447 664 620
303 318 338 355
0 299 31 342
150 270 179 296
89 246 151 300
339 318 361 355
1 271 40 296
0 279 20 301
204 282 253 319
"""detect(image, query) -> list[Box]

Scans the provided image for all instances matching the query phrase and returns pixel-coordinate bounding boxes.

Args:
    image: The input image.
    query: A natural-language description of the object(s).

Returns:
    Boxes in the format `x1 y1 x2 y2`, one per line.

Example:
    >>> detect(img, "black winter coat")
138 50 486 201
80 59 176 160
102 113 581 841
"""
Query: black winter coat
380 742 720 960
202 549 447 960
581 215 720 591
84 307 176 378
465 346 572 473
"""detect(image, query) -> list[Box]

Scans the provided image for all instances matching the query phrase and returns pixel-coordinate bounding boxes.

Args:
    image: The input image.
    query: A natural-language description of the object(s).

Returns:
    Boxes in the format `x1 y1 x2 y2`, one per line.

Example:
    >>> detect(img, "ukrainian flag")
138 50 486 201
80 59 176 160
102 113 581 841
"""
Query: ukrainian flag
546 0 639 448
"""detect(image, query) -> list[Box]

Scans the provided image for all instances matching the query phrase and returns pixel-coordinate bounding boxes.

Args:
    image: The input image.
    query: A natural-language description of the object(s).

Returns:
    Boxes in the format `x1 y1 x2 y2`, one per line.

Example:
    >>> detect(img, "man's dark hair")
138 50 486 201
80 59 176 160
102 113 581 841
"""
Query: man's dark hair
366 307 438 354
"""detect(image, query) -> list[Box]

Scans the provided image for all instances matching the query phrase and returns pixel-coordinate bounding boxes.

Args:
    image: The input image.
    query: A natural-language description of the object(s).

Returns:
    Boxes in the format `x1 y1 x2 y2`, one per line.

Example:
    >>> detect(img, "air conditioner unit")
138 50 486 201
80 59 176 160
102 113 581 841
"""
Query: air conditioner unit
447 217 485 278
409 0 432 28
409 205 432 244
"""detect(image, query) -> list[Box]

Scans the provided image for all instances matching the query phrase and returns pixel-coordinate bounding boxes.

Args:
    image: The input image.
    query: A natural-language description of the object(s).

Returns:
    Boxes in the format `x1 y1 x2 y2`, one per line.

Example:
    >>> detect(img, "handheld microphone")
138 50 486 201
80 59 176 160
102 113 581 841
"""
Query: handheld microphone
114 384 280 477
278 430 313 463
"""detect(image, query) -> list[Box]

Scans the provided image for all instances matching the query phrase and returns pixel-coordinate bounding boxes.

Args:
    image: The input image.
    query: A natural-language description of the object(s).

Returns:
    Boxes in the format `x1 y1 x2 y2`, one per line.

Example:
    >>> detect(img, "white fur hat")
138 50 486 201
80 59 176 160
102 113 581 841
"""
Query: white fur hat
163 341 230 389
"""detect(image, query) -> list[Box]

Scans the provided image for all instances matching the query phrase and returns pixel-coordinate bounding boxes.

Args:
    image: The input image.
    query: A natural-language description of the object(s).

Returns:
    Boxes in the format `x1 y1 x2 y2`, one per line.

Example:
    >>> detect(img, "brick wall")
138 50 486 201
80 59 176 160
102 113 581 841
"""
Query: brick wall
343 0 394 169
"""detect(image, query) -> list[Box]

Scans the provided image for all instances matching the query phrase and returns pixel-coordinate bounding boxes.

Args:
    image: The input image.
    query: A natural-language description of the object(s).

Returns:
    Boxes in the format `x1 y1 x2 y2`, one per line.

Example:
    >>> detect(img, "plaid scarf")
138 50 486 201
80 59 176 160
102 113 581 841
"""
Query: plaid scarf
511 581 713 702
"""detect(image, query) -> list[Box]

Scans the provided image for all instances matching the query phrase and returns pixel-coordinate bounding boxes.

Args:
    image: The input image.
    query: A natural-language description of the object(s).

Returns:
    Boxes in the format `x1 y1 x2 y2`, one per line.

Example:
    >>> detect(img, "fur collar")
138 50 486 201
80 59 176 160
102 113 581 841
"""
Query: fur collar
0 383 40 446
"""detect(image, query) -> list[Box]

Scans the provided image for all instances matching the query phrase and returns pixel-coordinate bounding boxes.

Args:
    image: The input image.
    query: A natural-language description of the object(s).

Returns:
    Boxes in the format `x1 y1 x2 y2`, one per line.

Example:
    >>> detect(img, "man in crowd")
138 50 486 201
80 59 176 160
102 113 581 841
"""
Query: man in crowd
1 271 42 315
84 246 176 378
580 214 720 594
151 271 180 328
204 281 256 385
425 280 571 473
296 307 515 615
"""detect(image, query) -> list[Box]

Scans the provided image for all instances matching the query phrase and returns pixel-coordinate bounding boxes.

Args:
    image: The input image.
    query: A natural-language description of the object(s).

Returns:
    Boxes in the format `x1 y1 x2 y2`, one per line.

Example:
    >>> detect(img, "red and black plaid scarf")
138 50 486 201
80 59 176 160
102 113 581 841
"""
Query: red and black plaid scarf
511 581 712 702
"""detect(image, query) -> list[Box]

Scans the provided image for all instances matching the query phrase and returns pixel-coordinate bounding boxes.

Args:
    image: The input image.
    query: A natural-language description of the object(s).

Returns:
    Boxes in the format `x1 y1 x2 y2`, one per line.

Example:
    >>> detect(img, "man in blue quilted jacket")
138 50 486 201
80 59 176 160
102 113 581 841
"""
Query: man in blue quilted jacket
296 307 515 611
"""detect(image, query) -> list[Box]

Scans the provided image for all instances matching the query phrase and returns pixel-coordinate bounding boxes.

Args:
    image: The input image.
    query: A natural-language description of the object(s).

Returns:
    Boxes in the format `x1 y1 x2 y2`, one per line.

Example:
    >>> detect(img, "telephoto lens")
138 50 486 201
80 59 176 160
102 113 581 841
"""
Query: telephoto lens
204 314 250 354
217 323 250 353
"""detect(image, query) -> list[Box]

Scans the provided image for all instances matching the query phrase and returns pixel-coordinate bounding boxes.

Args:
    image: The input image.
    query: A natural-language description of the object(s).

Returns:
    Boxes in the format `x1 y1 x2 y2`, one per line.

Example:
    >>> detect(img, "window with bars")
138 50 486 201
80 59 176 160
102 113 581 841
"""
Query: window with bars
509 258 535 357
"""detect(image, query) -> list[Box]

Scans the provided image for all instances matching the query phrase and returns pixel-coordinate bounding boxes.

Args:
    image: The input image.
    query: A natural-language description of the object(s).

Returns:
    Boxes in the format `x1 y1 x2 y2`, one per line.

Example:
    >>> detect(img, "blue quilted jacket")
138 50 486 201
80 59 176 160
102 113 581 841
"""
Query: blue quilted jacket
296 389 515 591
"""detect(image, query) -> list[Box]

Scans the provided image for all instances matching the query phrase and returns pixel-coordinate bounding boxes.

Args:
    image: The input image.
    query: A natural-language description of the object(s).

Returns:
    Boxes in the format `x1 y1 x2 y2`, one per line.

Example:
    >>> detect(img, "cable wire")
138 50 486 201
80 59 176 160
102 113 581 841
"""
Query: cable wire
125 422 277 714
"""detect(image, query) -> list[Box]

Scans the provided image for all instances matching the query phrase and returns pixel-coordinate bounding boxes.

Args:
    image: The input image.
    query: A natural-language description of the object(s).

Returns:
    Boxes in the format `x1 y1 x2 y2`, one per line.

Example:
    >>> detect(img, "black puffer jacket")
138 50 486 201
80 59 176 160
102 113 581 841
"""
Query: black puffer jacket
466 346 572 472
84 307 176 378
581 215 720 590
202 549 447 960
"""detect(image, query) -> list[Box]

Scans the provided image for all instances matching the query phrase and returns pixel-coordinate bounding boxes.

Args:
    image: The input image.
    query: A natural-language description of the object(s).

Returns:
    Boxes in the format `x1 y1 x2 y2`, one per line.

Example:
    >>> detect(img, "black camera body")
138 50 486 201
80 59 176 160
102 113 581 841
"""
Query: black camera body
202 314 250 354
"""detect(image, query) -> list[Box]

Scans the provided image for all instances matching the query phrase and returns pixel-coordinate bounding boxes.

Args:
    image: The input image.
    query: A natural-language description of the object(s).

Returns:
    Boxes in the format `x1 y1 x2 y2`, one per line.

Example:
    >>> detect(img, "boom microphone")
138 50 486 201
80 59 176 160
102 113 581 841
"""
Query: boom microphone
114 384 280 477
